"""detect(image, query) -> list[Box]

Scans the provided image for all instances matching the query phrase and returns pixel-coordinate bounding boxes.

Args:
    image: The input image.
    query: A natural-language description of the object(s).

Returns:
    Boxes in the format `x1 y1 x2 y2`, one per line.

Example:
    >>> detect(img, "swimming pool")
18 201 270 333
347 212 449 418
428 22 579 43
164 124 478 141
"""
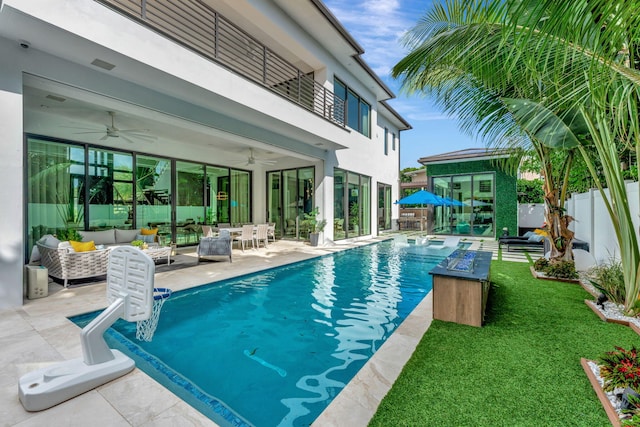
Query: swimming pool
71 240 460 426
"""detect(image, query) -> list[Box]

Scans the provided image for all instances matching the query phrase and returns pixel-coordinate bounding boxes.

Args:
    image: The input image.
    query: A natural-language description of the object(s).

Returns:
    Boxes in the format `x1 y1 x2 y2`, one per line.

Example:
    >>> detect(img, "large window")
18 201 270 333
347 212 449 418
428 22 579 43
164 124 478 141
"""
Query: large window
27 139 85 251
334 77 371 137
26 136 254 257
88 148 133 230
334 168 371 239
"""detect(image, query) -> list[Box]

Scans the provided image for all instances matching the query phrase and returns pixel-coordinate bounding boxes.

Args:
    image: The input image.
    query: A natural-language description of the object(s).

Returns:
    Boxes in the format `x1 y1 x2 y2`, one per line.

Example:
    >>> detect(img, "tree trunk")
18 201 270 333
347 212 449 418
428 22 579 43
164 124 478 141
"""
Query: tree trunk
544 188 574 262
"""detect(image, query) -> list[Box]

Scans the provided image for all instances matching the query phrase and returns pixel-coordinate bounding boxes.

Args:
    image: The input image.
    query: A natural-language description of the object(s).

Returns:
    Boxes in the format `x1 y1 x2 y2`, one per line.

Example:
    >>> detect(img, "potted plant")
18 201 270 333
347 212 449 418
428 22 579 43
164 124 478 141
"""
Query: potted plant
56 227 82 242
302 208 327 246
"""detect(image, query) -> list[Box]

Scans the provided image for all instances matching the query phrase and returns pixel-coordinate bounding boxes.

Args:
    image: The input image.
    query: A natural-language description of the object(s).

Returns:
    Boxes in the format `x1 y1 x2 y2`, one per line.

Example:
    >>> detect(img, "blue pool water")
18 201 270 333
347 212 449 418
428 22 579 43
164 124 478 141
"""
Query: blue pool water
71 240 461 427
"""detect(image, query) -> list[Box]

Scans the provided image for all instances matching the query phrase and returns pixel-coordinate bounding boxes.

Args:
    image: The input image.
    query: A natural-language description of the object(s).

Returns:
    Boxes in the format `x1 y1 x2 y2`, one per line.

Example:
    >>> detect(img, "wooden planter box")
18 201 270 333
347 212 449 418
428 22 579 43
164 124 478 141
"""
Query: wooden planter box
581 358 622 427
430 251 492 327
529 266 580 284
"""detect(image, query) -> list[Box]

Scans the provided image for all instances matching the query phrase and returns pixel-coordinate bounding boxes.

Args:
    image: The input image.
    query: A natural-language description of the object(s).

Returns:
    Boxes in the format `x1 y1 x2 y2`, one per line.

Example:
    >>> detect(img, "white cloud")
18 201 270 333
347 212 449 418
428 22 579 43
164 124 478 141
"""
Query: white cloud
323 0 420 79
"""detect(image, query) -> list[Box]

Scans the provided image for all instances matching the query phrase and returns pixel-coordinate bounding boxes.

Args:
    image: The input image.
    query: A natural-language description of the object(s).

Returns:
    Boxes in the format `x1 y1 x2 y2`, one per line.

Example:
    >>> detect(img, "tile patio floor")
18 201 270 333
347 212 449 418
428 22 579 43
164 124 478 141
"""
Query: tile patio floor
1 234 533 426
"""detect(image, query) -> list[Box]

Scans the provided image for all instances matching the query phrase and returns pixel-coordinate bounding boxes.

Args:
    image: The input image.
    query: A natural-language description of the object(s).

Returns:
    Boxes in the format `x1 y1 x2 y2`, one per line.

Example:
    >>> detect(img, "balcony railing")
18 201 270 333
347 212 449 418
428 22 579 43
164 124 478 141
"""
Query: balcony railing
95 0 346 126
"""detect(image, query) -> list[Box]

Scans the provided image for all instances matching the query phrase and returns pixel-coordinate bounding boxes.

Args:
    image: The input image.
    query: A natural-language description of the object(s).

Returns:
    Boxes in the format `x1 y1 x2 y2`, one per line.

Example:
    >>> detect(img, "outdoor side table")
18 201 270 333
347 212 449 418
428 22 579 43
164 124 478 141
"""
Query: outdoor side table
429 250 492 327
143 246 172 265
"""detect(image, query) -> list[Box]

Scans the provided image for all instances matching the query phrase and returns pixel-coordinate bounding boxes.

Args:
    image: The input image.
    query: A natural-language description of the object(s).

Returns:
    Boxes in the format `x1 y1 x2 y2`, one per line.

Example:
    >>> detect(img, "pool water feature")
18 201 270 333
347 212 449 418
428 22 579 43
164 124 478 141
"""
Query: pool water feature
71 240 460 427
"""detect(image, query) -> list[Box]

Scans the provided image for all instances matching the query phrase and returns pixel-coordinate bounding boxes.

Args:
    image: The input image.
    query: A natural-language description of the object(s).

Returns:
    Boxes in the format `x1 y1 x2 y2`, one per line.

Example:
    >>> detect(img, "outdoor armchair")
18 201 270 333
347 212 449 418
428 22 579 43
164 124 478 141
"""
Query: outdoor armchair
197 229 232 263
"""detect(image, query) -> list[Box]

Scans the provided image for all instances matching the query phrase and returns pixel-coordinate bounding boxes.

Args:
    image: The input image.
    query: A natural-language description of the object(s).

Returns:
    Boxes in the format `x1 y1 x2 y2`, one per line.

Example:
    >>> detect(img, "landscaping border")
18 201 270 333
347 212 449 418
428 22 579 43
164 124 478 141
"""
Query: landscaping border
529 266 580 284
580 281 640 336
581 358 622 427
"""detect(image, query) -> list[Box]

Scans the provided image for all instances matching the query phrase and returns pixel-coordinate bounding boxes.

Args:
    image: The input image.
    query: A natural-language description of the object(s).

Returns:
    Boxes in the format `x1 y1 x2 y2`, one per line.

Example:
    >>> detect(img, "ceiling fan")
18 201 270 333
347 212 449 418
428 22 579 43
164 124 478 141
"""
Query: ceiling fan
235 148 277 166
66 111 157 144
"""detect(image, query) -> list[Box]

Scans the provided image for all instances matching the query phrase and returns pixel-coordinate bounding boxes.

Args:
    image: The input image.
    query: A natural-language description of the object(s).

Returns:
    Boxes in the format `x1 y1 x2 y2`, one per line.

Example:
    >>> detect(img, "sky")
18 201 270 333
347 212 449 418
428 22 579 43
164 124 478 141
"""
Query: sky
323 0 485 169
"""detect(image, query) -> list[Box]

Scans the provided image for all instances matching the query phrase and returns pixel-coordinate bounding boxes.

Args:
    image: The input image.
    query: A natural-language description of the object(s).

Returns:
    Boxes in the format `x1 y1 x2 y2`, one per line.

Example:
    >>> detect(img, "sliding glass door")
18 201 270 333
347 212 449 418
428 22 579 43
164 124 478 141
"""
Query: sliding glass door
25 135 256 257
136 155 172 242
377 183 392 231
175 161 204 245
267 167 315 239
87 148 133 230
27 139 85 249
334 168 371 239
431 173 496 237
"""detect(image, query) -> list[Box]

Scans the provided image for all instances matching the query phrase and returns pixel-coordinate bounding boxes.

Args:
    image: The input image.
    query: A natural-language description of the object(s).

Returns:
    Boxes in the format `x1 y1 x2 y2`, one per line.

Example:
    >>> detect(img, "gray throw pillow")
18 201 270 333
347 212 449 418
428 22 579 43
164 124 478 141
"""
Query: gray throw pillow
528 233 544 242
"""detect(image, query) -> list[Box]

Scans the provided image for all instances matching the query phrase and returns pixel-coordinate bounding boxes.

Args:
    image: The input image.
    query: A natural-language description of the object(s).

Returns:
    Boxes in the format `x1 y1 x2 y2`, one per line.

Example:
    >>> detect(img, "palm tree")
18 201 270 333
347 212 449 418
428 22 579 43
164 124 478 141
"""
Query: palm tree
392 1 582 261
393 0 640 313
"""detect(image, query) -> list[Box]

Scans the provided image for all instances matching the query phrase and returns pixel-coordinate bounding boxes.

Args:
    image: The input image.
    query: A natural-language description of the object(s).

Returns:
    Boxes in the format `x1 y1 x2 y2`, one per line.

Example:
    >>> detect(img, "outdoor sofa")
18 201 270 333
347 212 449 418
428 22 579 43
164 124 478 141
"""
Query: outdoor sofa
35 228 153 287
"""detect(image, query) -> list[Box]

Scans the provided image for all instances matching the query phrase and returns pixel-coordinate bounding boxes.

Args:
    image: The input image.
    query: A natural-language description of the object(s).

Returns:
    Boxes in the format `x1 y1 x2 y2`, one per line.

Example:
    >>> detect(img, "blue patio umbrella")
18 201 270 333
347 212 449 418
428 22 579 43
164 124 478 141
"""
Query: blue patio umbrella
395 190 449 231
395 189 448 206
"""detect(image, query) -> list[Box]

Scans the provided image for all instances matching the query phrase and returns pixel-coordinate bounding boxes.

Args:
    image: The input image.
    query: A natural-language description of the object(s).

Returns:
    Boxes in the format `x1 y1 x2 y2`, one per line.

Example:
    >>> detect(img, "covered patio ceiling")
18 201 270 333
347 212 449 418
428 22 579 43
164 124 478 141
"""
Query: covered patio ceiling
22 76 322 168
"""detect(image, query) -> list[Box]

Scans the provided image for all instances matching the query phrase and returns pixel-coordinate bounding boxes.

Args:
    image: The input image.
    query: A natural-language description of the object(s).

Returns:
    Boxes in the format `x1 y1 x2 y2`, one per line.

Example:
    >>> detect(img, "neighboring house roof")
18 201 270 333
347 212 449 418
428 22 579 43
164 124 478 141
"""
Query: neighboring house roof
418 148 512 165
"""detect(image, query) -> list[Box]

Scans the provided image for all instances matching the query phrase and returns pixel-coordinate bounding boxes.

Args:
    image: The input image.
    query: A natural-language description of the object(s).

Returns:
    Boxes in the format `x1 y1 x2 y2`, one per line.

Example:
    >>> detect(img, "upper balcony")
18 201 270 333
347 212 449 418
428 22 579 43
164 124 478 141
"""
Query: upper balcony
95 0 346 128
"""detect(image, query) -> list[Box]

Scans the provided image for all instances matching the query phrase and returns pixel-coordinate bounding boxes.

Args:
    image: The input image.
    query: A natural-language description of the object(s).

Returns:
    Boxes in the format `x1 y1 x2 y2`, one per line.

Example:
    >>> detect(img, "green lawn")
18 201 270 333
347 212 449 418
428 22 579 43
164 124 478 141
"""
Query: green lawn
369 260 638 426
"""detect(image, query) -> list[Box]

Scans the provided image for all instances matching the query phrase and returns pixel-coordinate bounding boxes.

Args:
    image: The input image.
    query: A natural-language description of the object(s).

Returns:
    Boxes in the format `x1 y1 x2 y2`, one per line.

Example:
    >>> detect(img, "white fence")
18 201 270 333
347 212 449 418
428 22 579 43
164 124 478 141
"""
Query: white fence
566 181 640 264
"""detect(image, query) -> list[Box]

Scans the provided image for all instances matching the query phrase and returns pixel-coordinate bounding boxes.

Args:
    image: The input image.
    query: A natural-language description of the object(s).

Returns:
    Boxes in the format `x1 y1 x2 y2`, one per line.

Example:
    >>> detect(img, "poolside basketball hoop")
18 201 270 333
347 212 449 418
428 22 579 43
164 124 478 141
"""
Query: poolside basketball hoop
136 287 172 342
19 246 157 412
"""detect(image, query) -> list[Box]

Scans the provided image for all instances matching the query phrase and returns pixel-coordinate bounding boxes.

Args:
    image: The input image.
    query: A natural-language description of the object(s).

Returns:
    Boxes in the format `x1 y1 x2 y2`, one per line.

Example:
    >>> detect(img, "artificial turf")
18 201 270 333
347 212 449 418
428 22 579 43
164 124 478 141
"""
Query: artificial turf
369 260 639 426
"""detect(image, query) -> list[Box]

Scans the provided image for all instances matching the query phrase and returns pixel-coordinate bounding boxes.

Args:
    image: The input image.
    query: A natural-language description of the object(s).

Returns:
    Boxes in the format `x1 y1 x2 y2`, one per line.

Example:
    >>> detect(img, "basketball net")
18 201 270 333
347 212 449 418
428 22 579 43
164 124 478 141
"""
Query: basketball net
136 288 171 342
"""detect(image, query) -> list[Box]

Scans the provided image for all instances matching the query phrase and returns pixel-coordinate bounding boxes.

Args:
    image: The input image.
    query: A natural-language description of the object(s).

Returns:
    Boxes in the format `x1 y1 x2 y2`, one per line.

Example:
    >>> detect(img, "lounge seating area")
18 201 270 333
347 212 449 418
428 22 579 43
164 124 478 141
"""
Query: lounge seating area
498 231 545 252
499 230 591 253
397 212 422 230
34 227 164 287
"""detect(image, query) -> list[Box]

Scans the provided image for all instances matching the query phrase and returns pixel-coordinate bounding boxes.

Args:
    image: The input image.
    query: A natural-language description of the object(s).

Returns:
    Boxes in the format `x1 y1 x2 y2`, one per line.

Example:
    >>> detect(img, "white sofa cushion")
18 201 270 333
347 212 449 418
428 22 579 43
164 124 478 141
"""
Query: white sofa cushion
115 228 140 243
79 229 116 245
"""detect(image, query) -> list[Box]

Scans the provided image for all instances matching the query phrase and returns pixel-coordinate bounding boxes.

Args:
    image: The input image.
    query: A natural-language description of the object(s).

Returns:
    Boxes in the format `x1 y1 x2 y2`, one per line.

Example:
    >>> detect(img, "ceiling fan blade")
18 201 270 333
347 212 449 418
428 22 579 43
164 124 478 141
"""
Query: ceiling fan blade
120 128 153 134
60 125 105 131
121 132 157 141
119 134 136 144
99 134 109 141
72 131 107 135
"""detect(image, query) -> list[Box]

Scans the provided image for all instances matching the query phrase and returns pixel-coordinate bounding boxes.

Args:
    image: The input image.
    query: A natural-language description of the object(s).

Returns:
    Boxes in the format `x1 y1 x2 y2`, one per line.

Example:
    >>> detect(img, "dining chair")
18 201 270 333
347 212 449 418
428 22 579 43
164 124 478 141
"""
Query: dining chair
267 223 276 242
234 224 255 251
201 225 213 238
254 224 269 249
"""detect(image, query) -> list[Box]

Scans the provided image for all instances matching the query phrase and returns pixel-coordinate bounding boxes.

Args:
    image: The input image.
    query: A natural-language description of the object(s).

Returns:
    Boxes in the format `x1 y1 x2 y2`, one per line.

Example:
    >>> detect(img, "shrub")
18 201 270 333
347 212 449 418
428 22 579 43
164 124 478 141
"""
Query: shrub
544 260 578 279
588 261 626 305
56 228 82 242
598 346 640 392
533 257 549 271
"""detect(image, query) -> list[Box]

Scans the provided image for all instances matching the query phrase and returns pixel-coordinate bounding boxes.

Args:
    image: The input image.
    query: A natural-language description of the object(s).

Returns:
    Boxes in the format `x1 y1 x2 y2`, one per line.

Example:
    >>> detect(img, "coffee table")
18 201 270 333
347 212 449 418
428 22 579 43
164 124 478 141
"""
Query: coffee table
143 246 172 265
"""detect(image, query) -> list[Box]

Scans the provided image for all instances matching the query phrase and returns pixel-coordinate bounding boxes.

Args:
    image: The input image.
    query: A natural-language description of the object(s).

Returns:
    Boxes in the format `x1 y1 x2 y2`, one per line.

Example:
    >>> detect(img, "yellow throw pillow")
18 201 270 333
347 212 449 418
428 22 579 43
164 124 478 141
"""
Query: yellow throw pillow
69 240 96 252
140 228 158 236
534 228 548 237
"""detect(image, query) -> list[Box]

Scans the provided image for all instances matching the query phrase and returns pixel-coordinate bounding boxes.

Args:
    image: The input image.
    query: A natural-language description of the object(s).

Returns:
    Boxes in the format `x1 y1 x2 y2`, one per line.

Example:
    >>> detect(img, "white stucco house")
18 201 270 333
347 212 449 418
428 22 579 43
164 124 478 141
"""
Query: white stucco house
0 0 410 308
